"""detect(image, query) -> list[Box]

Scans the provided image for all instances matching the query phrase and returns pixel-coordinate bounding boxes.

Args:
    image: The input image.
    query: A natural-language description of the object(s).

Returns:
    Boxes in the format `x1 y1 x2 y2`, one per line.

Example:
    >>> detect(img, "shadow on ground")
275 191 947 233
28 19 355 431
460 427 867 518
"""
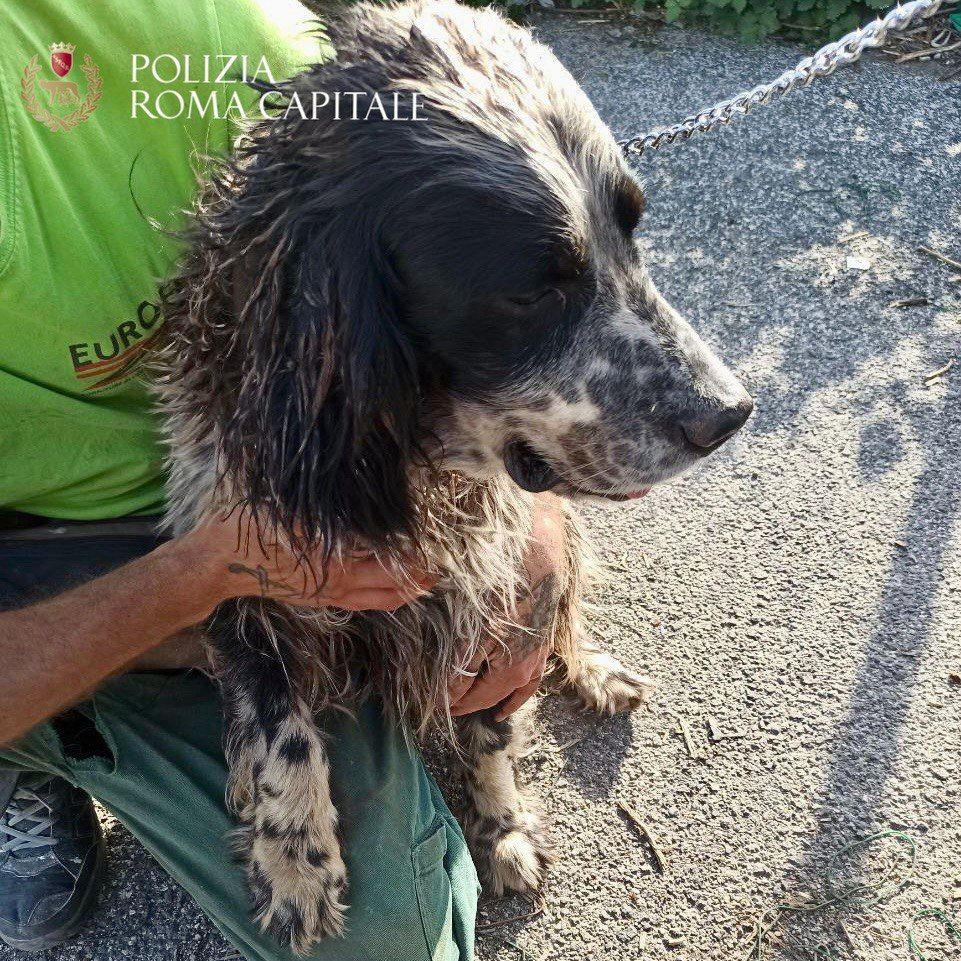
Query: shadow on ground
3 13 959 961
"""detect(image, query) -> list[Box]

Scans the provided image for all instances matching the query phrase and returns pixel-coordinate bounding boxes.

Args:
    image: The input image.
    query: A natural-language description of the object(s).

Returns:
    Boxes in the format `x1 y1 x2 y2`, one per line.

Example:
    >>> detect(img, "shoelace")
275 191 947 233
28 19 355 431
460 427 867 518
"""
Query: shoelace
0 776 59 855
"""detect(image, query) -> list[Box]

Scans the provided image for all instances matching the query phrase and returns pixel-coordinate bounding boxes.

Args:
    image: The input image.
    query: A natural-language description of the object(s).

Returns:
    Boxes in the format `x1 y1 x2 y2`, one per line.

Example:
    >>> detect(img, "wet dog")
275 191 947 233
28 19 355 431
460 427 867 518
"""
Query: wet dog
155 1 752 952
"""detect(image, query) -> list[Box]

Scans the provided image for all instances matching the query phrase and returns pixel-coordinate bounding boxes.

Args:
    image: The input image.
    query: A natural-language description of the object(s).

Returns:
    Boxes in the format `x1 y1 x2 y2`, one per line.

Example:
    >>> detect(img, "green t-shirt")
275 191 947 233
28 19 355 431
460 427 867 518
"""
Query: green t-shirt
0 0 319 519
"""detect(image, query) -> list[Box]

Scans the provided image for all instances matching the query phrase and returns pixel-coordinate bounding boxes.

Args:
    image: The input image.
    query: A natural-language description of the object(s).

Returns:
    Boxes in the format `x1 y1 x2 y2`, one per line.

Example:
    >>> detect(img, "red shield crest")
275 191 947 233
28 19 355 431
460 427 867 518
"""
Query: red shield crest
51 50 72 77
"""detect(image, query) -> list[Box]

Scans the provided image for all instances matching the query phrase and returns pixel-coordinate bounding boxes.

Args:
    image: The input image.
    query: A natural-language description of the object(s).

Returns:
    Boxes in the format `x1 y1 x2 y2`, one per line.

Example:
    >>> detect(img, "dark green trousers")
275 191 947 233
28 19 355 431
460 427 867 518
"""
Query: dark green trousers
0 529 478 961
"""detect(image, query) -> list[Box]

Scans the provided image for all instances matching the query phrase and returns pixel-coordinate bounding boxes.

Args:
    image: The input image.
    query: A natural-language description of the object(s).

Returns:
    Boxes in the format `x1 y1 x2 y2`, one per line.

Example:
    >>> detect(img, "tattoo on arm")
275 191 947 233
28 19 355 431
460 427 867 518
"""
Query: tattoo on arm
226 563 301 599
510 572 560 653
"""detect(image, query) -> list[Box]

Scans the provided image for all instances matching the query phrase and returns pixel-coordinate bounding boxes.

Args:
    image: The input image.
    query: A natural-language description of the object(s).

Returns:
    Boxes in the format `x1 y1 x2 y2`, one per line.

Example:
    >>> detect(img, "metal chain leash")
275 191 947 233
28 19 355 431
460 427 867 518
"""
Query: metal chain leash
619 0 948 157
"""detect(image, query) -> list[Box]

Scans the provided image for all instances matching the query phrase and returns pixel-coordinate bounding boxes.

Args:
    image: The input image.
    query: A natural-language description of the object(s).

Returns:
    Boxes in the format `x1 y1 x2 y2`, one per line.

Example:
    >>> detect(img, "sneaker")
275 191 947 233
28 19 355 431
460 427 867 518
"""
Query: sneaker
0 774 105 952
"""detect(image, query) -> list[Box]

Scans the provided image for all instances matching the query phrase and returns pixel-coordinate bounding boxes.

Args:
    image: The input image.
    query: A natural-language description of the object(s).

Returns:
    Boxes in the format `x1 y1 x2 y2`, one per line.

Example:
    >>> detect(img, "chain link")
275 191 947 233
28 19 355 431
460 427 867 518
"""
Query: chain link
619 0 947 157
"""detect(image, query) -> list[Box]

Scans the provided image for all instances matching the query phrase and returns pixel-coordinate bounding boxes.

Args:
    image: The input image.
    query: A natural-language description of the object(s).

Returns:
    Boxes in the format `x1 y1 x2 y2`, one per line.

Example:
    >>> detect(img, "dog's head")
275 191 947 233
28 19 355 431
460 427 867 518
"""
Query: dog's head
170 0 751 547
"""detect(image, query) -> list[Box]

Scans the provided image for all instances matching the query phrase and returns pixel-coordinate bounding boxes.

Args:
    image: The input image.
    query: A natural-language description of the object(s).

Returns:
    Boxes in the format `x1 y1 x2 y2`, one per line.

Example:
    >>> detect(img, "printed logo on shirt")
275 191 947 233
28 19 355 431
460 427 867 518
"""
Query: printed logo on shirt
69 301 163 393
21 43 103 133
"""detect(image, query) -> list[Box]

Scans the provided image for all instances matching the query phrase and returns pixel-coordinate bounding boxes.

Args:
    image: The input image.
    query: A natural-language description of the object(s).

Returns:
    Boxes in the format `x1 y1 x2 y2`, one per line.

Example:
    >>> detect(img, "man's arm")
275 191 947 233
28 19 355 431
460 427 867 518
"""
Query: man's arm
448 493 567 719
0 519 433 747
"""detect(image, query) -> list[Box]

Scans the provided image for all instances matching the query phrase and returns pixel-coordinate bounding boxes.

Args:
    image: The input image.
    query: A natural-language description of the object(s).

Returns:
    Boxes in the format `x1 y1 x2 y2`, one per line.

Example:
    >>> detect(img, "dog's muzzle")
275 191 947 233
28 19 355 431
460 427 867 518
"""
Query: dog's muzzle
503 439 651 501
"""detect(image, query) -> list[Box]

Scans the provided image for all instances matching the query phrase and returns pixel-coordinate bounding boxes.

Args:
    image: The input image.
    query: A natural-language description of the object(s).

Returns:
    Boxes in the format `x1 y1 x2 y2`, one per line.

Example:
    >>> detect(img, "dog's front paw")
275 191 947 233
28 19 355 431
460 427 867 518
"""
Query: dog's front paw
472 812 552 897
248 832 348 954
571 647 654 716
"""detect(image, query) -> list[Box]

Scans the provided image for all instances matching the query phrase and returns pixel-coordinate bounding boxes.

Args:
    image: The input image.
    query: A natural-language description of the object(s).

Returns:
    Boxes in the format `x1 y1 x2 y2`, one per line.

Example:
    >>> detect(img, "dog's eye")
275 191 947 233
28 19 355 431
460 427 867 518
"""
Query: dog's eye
506 288 558 309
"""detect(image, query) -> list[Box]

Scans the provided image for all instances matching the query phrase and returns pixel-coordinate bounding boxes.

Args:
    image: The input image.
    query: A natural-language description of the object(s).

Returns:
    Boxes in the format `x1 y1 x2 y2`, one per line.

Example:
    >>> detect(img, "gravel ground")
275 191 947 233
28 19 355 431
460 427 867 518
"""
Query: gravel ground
4 15 959 961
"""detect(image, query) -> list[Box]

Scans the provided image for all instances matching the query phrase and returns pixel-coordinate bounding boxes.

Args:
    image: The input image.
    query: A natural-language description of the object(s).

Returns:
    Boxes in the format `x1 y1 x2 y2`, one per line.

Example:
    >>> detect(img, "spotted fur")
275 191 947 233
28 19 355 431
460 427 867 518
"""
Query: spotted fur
154 1 749 953
456 705 553 896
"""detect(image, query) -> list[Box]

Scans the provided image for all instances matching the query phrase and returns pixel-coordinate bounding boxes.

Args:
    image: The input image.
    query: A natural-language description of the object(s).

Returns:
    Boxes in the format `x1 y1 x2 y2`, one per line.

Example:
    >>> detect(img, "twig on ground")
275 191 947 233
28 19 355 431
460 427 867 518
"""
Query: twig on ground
922 358 955 384
676 715 700 758
523 732 589 759
838 919 856 950
889 296 930 308
918 245 961 272
504 936 539 960
543 7 618 13
476 897 545 931
552 734 589 752
617 800 668 873
706 714 747 742
898 40 961 61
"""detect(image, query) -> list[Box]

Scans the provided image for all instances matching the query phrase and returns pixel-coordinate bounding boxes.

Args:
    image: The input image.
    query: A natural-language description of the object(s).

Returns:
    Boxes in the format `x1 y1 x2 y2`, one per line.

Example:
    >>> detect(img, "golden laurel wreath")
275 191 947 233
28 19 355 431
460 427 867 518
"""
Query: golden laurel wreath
20 53 103 133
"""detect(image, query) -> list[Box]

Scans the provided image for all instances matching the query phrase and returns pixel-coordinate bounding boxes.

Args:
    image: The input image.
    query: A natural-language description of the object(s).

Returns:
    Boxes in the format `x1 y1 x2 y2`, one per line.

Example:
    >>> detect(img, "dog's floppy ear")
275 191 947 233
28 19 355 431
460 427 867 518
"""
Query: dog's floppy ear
218 203 422 554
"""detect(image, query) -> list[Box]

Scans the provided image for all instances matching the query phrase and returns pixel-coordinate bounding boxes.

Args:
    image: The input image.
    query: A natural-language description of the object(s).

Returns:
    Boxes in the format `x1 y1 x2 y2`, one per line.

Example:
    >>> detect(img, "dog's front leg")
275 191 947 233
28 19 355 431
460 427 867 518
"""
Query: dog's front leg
450 559 564 895
547 510 655 714
207 599 347 955
456 702 551 897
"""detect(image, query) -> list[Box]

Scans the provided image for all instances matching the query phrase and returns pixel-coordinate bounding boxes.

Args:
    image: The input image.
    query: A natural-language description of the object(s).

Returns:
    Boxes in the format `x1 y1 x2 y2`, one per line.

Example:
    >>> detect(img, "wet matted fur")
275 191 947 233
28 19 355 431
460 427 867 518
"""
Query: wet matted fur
154 0 752 953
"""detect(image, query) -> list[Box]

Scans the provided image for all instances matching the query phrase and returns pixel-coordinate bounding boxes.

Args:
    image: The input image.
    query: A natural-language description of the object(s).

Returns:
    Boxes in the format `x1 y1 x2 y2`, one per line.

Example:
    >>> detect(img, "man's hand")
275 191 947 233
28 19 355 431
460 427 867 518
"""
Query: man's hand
190 513 437 612
448 494 566 720
0 512 436 747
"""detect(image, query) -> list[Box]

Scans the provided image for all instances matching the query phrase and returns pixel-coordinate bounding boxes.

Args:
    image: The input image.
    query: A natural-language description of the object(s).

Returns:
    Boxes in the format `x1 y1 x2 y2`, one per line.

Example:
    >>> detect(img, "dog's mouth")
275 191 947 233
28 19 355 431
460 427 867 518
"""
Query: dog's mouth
503 440 650 501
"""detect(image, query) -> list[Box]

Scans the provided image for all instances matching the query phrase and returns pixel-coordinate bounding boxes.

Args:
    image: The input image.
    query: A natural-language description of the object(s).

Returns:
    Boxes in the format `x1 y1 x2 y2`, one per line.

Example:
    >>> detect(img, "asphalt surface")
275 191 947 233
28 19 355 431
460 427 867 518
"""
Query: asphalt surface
4 14 959 961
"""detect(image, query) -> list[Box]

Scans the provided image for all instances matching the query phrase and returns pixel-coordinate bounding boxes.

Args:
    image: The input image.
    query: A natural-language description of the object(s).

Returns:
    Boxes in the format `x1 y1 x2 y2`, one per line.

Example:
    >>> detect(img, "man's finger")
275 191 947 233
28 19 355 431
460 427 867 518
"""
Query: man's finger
450 662 527 716
450 673 502 716
330 557 437 593
468 634 502 670
448 635 504 706
448 664 481 706
330 588 425 612
495 674 540 720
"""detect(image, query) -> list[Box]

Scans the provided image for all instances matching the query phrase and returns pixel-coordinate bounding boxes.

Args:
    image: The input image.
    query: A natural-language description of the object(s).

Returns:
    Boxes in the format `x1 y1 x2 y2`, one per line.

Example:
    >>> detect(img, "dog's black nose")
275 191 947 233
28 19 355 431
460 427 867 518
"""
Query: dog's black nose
681 398 754 451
